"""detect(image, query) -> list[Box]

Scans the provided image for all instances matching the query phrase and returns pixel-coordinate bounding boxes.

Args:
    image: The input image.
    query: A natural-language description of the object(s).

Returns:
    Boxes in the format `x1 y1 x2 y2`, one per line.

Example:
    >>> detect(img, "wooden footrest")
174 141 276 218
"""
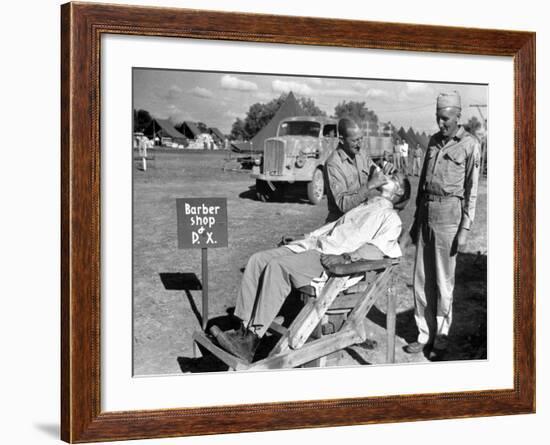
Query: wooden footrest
192 331 250 371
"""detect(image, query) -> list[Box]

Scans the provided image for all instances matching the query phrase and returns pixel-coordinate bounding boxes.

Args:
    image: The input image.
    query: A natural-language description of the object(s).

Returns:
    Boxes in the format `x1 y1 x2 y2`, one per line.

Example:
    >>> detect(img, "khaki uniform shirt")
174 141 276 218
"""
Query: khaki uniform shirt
414 147 424 158
416 126 481 230
324 146 374 222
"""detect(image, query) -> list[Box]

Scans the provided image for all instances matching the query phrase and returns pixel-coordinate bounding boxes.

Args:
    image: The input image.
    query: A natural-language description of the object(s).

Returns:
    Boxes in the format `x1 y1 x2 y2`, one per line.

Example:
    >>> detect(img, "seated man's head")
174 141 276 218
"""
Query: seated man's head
379 171 411 209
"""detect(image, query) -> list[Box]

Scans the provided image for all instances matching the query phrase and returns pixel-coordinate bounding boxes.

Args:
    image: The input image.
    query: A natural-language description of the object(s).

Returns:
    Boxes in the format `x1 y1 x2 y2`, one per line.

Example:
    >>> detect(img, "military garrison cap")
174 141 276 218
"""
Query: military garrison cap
436 91 461 110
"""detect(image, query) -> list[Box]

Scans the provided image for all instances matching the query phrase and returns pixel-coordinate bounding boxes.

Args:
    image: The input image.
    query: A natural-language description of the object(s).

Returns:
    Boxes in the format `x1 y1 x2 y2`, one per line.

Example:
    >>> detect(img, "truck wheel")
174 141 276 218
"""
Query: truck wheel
307 168 324 205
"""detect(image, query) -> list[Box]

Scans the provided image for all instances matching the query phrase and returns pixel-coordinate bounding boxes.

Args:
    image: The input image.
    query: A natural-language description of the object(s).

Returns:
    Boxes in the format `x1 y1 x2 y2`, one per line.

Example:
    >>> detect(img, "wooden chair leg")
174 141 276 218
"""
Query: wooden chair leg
386 286 396 363
299 294 327 368
301 321 324 368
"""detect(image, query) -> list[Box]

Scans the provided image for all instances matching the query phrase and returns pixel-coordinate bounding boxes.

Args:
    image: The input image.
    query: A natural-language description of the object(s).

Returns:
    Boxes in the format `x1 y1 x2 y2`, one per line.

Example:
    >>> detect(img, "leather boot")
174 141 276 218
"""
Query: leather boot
210 325 260 363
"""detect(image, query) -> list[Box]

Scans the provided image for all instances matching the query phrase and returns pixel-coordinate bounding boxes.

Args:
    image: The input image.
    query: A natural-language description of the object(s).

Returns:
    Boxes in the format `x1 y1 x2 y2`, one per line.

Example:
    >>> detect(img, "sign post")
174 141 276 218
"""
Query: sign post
176 198 228 331
201 247 208 330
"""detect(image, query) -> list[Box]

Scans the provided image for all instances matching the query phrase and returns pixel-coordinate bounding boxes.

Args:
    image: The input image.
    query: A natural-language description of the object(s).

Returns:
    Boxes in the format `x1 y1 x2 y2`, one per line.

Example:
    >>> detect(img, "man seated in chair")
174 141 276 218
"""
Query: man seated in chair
215 171 411 362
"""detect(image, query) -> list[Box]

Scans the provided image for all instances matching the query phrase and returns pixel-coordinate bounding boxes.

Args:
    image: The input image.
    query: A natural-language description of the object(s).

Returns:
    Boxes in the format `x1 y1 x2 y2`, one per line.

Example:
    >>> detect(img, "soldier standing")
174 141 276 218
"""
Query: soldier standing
404 91 481 360
393 138 402 170
400 139 409 173
412 144 423 176
324 118 391 223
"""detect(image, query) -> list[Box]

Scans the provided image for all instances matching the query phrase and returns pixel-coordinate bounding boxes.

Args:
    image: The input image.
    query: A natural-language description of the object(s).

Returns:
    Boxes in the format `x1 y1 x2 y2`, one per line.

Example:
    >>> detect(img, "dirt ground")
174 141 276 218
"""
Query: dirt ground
133 150 487 375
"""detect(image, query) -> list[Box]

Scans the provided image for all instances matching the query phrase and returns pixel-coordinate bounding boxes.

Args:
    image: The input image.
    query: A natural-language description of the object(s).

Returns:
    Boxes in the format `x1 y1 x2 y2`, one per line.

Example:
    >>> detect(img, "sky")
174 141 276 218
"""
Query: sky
133 68 487 136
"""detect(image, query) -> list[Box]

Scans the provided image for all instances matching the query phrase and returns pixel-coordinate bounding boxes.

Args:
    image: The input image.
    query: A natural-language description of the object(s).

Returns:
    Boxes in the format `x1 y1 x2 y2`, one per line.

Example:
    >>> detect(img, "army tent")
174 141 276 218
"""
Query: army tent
414 131 427 149
397 127 416 149
407 127 422 148
417 132 430 149
178 121 203 140
397 127 409 144
231 91 305 154
144 118 186 142
209 127 225 143
391 126 400 140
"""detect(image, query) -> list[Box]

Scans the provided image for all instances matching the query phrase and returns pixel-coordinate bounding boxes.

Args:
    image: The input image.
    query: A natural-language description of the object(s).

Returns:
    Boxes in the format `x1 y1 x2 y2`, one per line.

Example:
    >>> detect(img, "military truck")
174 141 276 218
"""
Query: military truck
251 116 339 204
252 116 394 204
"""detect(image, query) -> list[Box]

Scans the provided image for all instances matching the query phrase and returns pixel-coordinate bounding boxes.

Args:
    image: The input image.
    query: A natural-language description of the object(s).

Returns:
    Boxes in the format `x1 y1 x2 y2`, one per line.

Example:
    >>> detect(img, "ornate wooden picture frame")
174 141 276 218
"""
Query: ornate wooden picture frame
61 2 535 442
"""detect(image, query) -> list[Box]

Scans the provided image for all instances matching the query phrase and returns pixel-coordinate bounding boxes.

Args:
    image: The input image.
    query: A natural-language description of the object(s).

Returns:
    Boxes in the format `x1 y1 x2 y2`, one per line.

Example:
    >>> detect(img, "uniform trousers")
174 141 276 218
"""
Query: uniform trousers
413 197 462 345
393 152 402 170
401 155 409 172
234 247 324 338
412 157 422 175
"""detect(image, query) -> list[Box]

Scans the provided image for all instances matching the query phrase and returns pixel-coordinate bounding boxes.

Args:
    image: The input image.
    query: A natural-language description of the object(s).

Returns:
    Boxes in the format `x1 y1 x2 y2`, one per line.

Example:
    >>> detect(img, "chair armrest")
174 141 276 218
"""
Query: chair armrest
326 258 400 276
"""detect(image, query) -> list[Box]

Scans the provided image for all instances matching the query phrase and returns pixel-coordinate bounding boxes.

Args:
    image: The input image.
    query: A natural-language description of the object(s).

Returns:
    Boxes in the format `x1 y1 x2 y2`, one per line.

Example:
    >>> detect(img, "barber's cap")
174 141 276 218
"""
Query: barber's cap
436 91 461 110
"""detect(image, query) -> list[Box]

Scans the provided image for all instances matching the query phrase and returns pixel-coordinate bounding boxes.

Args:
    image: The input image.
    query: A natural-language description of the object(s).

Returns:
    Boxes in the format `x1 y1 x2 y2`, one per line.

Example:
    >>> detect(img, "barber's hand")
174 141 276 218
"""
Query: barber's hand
367 168 389 189
321 254 345 268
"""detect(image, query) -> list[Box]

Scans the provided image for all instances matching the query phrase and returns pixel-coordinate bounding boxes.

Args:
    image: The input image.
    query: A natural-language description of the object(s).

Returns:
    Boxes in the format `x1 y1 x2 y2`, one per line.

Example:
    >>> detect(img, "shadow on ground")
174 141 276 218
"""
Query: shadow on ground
159 272 204 326
238 184 316 204
367 307 418 344
159 272 202 291
367 251 487 362
172 252 486 371
175 291 308 372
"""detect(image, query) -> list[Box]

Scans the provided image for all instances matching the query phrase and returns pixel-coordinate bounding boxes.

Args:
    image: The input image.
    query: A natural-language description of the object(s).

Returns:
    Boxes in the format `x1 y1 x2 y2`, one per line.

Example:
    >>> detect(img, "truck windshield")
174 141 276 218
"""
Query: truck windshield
278 121 321 137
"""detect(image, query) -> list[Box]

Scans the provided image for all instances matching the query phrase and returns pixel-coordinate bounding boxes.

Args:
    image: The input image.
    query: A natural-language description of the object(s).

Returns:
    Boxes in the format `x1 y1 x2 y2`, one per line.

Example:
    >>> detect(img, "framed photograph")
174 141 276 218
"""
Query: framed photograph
61 2 535 442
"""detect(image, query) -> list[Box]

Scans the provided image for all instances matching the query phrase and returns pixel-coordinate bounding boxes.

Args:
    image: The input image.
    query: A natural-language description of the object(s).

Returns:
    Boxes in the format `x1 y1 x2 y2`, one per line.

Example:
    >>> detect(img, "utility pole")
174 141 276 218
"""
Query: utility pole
469 104 487 176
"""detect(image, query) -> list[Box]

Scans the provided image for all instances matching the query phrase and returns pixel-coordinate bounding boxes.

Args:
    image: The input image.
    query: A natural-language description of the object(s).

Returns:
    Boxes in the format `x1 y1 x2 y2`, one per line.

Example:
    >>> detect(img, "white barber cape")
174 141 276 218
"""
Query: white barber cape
286 196 402 292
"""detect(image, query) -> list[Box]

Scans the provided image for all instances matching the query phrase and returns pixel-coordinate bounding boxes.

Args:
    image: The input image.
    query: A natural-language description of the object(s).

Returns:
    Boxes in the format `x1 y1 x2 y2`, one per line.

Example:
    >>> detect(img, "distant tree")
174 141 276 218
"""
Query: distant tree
230 93 326 140
298 97 326 117
333 101 379 135
379 121 396 137
230 118 248 141
464 116 482 134
243 99 282 138
197 122 209 133
133 109 152 132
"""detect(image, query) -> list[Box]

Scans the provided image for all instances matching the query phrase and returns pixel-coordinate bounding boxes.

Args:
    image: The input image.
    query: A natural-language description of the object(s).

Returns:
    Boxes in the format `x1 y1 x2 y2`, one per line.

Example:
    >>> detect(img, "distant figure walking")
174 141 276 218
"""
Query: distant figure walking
400 139 409 173
412 144 423 176
393 138 402 170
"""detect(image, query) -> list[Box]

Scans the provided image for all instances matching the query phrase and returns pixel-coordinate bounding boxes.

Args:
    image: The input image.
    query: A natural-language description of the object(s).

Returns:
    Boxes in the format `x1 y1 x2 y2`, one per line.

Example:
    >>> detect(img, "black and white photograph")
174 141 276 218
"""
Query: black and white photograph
132 68 488 376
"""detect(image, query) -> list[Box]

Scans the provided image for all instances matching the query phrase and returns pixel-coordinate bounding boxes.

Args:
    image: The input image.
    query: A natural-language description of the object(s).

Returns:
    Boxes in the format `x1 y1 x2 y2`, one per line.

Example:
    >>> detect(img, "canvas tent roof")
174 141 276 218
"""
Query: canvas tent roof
416 131 430 149
209 127 225 141
178 121 202 139
397 127 416 149
407 127 422 147
397 127 409 143
231 141 253 153
145 118 186 140
391 126 399 139
231 91 305 154
415 131 428 149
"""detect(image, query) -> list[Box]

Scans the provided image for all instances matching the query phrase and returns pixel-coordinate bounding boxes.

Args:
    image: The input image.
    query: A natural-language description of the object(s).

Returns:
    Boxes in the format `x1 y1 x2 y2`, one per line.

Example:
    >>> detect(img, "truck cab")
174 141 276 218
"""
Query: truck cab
252 116 339 204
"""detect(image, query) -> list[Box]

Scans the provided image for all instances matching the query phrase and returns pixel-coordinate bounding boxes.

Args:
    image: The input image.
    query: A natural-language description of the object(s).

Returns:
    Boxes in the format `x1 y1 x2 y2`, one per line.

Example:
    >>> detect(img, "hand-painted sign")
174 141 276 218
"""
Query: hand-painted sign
176 198 228 249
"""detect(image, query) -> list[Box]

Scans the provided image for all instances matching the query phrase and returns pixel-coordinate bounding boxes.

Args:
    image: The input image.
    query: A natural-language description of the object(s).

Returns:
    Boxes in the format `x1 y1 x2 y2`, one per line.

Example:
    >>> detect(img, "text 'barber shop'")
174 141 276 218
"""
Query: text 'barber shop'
176 198 228 249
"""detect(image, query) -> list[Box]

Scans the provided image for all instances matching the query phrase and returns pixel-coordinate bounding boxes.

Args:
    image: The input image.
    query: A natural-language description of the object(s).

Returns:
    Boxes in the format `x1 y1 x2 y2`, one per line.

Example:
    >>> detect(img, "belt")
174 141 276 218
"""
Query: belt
422 193 459 202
